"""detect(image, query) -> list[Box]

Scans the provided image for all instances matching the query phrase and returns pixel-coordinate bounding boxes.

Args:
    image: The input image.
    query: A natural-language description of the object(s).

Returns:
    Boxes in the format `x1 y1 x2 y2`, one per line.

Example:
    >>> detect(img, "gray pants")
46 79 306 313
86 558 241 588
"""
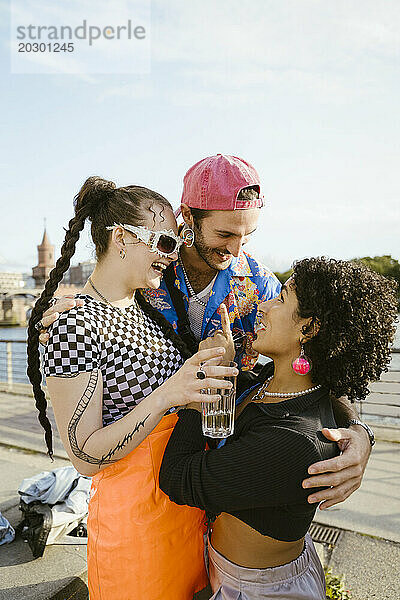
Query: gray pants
207 533 326 600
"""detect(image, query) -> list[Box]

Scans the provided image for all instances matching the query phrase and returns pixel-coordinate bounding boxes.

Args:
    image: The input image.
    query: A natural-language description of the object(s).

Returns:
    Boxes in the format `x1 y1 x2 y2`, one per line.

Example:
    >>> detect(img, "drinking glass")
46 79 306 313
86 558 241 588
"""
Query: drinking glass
201 361 237 438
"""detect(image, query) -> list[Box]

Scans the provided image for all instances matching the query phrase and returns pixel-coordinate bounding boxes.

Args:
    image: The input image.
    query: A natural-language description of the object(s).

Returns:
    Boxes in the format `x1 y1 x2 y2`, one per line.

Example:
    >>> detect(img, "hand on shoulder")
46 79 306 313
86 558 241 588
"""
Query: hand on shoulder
39 295 85 345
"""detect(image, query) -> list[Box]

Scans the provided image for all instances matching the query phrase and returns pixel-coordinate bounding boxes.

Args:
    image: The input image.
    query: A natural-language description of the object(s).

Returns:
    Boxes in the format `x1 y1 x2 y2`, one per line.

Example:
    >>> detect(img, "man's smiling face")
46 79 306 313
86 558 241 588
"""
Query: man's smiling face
190 208 261 271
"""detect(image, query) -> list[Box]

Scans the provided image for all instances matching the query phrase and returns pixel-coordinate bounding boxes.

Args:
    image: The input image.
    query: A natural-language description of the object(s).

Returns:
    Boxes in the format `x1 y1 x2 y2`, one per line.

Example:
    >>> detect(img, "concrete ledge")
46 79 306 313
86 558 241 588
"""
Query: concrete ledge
0 441 68 462
368 423 400 443
0 383 49 399
50 574 88 600
2 576 89 600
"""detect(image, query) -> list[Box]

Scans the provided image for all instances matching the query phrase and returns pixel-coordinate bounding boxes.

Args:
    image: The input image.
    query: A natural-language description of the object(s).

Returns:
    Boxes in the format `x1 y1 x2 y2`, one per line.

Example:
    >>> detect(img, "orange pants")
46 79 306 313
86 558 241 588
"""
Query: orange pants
87 413 208 599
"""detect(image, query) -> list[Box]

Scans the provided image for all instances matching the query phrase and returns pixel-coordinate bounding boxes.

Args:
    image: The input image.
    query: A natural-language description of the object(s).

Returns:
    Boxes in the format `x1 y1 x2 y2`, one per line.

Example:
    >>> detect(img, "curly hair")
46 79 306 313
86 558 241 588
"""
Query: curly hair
291 257 398 401
27 176 192 459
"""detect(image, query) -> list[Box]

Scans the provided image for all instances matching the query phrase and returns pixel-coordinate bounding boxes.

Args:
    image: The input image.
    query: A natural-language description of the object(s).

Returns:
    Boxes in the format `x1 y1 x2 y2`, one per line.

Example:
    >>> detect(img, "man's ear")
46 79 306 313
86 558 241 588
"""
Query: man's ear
181 204 194 228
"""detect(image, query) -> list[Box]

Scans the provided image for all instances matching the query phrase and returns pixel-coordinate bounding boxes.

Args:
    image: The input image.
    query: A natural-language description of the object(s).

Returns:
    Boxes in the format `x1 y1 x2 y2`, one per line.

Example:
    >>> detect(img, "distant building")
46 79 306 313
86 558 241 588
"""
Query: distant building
0 272 24 290
64 261 95 287
0 226 88 326
0 296 30 326
22 273 35 288
32 228 55 287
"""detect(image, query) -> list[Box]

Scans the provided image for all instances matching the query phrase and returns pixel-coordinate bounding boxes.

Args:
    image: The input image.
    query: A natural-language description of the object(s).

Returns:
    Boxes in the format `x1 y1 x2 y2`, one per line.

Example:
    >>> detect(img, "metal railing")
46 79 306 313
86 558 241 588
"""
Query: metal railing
357 368 400 426
1 339 399 426
0 340 30 386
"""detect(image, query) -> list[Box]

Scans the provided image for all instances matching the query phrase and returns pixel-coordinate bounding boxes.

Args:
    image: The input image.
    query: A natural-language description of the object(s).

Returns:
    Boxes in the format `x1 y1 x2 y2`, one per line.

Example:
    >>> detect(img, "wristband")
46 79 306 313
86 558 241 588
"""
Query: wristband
347 419 375 447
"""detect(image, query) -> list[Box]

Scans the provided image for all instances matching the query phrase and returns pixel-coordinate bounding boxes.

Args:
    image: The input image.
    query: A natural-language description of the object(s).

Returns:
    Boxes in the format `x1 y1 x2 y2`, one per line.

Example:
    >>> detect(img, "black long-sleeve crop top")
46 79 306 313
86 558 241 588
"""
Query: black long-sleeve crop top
159 366 339 542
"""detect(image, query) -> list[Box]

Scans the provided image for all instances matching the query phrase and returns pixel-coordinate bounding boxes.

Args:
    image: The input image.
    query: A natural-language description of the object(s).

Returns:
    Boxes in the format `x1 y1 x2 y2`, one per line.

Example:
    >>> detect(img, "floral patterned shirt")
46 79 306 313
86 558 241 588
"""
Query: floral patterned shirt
143 251 281 371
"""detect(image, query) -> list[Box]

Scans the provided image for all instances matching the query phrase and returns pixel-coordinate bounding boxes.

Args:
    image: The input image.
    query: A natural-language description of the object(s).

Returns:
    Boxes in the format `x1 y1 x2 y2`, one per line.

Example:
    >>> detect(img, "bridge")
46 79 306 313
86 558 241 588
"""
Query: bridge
0 288 43 299
0 285 81 326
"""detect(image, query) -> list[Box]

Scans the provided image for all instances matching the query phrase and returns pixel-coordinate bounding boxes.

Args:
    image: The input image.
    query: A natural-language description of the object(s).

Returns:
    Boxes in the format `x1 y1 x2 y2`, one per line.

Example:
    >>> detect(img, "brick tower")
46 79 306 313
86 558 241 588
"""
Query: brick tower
32 226 55 287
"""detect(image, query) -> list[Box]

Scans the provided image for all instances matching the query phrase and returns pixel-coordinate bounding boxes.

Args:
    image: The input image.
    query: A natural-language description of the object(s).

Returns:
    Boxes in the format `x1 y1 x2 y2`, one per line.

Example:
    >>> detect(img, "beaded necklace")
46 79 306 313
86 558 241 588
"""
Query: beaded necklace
253 376 322 401
178 254 214 308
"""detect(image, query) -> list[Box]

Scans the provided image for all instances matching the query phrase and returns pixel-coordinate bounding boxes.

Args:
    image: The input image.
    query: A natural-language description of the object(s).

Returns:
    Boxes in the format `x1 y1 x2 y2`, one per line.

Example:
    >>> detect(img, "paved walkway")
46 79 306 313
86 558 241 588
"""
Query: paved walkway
0 447 87 600
314 440 400 599
0 389 67 459
316 440 400 542
0 390 399 599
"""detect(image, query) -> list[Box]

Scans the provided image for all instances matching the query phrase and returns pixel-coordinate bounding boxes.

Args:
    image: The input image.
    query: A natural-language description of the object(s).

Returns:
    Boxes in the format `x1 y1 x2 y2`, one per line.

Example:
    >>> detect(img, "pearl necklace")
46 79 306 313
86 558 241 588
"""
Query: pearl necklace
87 277 144 324
253 376 322 400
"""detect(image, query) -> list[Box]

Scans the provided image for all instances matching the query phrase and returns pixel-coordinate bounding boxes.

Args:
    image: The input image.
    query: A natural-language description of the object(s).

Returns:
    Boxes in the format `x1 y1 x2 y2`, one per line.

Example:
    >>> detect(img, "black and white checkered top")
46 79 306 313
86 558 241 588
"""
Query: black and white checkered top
43 294 184 426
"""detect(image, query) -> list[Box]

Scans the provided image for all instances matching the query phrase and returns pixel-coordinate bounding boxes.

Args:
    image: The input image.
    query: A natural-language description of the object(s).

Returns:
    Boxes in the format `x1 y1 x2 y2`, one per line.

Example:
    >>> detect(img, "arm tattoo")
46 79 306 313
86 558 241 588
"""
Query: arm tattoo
99 414 151 465
67 370 151 468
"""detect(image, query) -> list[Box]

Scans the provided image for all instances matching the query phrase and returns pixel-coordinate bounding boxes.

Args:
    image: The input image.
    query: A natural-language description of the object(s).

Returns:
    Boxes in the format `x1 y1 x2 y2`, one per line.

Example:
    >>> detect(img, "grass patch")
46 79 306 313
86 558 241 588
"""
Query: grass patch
325 568 351 599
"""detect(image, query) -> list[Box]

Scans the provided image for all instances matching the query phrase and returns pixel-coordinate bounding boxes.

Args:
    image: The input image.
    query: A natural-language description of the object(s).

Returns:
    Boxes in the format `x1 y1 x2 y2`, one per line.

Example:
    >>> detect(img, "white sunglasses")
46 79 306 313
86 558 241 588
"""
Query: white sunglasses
106 223 185 258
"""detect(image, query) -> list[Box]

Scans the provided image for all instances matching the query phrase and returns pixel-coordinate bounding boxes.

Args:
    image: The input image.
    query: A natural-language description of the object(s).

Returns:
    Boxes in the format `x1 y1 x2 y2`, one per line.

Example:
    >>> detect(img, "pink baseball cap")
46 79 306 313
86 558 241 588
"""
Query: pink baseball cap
178 154 264 216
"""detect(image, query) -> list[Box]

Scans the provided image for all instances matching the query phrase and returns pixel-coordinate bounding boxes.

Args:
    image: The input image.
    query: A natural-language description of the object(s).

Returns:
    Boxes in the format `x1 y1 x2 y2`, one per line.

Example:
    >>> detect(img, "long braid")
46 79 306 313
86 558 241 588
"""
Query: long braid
28 176 191 458
27 207 90 458
27 176 114 458
136 292 193 361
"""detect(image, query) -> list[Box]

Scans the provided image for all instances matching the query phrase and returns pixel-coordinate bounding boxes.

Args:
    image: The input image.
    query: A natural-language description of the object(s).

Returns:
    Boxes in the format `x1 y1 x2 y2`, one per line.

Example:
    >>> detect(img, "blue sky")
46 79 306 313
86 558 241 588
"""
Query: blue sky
1 0 399 274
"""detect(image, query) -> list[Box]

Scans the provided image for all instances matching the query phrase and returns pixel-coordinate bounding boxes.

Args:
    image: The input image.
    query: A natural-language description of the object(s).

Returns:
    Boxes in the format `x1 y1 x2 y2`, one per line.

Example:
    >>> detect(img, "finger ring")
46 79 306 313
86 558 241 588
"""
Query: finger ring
196 366 206 380
211 329 223 337
35 320 44 332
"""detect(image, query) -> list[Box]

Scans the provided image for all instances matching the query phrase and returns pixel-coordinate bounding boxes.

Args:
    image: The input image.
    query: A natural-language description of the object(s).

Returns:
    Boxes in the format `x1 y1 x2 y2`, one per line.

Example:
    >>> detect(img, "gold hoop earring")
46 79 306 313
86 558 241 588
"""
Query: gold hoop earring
120 249 126 259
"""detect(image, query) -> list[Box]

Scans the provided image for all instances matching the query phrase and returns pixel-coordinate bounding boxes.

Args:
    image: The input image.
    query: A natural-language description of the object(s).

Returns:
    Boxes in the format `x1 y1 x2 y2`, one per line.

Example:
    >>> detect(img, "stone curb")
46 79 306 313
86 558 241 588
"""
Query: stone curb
0 441 69 461
48 573 88 600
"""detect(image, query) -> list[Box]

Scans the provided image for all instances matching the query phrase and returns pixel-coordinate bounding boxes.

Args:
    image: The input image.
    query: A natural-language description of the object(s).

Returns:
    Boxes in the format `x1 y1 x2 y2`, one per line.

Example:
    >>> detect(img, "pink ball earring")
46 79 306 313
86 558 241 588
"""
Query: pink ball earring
292 344 312 375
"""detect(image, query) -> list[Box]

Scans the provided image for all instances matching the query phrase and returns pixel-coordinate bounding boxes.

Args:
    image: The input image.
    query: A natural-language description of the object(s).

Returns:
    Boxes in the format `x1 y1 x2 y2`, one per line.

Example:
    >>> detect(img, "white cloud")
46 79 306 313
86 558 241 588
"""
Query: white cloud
10 0 150 75
154 0 400 66
9 1 398 100
151 0 400 106
97 79 152 102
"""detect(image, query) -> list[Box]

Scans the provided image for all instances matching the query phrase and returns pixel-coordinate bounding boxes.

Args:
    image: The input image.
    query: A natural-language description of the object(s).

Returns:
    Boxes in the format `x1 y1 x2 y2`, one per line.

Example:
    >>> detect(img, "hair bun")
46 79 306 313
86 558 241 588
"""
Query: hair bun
75 176 116 219
89 176 116 194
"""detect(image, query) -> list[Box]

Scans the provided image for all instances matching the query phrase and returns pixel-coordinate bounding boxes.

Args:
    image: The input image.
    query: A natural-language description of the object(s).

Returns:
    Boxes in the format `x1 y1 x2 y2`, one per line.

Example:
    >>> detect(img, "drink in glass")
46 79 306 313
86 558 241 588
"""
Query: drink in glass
201 361 237 438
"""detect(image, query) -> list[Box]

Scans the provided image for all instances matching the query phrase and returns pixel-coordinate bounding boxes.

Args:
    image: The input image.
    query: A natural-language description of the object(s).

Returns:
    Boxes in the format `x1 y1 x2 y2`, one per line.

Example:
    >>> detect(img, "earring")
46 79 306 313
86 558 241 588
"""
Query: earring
182 227 195 248
120 249 126 259
292 343 312 375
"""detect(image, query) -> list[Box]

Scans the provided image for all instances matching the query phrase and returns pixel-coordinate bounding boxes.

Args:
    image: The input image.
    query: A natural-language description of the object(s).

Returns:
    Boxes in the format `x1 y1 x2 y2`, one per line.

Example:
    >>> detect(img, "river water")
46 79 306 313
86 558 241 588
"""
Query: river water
1 319 400 384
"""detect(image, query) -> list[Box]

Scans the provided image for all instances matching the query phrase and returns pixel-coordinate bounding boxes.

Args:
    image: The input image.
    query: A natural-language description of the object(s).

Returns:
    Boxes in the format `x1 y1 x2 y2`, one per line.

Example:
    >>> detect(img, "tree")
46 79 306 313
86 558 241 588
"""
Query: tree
274 268 293 284
274 255 400 302
353 255 400 299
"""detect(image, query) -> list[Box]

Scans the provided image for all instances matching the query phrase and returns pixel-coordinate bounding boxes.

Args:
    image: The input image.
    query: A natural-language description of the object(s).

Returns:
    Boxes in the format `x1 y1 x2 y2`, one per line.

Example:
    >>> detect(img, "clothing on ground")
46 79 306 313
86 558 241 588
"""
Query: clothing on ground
18 465 91 545
0 512 15 545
